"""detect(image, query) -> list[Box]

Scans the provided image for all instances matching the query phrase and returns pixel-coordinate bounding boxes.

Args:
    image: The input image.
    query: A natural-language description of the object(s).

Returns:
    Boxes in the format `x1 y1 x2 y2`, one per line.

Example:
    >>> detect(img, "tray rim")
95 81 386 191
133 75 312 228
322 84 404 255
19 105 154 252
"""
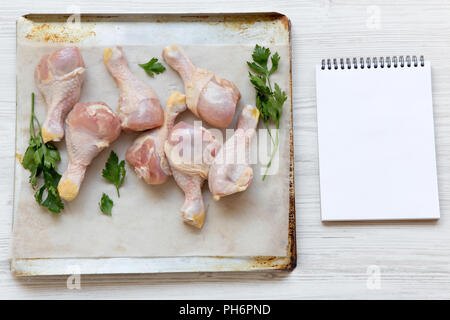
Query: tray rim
11 11 296 276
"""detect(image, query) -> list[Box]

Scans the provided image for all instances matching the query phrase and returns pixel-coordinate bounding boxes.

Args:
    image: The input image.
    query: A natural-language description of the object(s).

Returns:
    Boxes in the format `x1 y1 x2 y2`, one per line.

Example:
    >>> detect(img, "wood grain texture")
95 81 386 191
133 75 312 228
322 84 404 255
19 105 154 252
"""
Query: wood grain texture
1 0 450 299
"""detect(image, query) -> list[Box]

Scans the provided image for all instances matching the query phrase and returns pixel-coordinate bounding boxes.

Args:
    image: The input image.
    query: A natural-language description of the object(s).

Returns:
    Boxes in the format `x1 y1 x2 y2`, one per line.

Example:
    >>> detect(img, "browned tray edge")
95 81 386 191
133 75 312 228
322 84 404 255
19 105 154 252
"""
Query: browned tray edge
13 11 297 274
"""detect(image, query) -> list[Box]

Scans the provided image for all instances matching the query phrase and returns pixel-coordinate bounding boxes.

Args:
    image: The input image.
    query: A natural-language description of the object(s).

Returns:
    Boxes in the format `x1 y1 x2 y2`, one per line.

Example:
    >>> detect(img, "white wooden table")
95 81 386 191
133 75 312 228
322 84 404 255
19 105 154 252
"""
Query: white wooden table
1 0 450 299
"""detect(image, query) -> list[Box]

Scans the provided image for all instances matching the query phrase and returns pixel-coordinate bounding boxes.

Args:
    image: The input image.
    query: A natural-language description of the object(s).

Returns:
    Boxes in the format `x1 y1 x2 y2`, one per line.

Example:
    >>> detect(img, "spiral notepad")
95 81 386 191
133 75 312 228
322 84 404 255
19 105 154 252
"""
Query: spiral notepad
316 56 440 221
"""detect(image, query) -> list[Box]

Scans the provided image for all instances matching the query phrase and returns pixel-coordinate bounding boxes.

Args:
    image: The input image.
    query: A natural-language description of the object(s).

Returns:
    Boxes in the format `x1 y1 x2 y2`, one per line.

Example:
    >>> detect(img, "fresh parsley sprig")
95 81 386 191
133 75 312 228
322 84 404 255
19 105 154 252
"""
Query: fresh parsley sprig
99 193 113 215
247 45 287 180
102 151 126 197
138 58 166 77
22 93 64 213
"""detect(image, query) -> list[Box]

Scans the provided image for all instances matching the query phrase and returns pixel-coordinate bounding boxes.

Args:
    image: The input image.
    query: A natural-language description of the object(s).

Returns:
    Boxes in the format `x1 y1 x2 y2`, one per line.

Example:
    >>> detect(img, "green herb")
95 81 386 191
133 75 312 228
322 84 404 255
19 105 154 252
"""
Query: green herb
102 151 126 197
22 93 64 213
99 193 113 215
247 45 287 180
138 58 166 77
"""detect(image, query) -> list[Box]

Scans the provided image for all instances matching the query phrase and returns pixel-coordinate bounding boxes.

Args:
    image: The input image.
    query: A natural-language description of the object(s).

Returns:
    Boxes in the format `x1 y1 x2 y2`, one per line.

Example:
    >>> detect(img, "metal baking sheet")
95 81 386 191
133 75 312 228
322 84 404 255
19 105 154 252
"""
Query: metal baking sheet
11 12 296 276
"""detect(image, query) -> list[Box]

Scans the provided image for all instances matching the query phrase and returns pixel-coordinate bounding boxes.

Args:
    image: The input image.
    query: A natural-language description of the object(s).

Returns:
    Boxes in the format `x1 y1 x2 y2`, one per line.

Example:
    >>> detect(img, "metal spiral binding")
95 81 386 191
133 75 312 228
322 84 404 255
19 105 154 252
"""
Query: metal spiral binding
321 56 425 70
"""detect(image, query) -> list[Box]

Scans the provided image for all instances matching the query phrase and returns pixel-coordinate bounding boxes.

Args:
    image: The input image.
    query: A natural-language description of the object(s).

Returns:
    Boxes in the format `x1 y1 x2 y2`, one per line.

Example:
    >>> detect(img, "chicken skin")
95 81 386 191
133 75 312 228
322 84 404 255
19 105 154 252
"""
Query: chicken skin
104 46 164 132
162 45 241 128
208 105 260 200
58 102 121 201
34 47 86 142
125 92 187 185
164 121 221 228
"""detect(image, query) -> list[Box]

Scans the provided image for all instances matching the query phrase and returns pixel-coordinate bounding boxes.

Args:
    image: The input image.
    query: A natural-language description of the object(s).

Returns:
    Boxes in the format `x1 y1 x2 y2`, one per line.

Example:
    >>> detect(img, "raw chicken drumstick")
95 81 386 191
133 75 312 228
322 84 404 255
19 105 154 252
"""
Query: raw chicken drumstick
58 102 121 201
162 45 241 128
34 47 86 142
208 105 260 200
104 46 164 132
126 92 187 185
164 121 221 228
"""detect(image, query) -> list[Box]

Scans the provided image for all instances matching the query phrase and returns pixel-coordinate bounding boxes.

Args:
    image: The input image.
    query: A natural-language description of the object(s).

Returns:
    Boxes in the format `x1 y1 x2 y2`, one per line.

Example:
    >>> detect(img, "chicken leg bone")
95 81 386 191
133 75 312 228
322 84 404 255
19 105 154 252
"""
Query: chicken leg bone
58 102 121 201
104 46 164 132
165 121 221 228
162 45 241 128
34 47 86 142
125 92 187 185
208 105 260 200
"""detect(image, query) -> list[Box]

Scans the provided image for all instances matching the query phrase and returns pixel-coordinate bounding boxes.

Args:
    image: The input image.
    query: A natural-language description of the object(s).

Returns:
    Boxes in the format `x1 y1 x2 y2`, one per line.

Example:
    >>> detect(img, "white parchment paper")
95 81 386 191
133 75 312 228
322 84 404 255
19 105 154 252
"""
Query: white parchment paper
13 41 291 259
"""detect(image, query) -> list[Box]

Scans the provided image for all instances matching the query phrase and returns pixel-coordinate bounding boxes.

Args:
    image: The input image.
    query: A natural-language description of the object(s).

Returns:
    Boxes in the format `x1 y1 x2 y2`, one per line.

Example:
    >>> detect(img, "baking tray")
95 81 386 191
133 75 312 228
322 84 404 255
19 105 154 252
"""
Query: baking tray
11 12 296 276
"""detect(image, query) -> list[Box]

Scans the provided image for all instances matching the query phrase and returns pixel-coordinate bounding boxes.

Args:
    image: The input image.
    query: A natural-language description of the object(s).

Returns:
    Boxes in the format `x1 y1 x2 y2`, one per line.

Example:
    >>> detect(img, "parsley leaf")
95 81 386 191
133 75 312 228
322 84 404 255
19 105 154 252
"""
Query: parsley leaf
102 151 126 197
247 61 267 74
248 72 271 95
252 44 271 67
22 93 64 213
41 184 64 213
247 45 287 180
138 58 166 77
269 52 280 75
99 193 113 215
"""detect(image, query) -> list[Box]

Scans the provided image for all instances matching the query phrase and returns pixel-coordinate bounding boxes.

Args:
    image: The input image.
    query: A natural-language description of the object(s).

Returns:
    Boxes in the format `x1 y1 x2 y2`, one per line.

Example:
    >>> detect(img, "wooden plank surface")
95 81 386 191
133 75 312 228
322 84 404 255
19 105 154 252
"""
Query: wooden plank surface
1 0 450 299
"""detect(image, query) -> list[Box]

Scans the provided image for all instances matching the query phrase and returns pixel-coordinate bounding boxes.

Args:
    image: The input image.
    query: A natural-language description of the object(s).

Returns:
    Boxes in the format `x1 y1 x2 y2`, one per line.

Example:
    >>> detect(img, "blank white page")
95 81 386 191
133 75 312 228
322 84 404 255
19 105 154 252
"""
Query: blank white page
316 61 440 221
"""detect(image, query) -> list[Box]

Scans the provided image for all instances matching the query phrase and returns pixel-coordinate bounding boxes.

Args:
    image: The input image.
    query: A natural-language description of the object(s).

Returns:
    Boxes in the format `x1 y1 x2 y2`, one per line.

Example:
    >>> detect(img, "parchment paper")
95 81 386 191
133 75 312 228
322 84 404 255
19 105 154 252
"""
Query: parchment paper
12 43 291 258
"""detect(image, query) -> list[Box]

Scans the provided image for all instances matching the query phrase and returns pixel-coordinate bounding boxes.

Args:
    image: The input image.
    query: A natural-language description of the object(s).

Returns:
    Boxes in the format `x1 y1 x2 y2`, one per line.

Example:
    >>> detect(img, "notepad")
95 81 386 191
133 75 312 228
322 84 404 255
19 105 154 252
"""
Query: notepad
316 56 440 221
